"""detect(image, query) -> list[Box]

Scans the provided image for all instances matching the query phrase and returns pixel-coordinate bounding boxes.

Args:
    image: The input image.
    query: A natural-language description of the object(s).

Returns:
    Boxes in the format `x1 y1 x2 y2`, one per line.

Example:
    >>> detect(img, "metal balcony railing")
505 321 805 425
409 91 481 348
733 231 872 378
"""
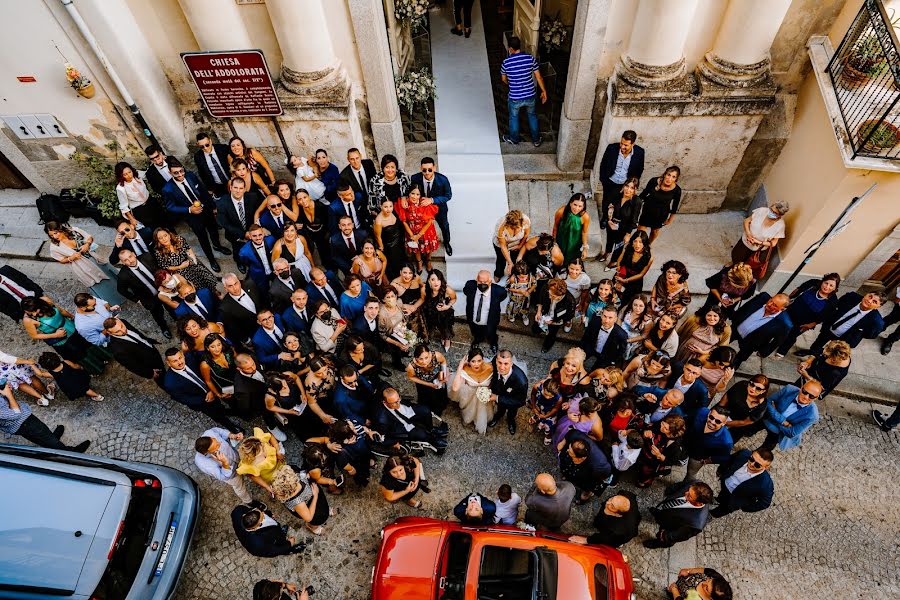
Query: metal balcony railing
826 0 900 160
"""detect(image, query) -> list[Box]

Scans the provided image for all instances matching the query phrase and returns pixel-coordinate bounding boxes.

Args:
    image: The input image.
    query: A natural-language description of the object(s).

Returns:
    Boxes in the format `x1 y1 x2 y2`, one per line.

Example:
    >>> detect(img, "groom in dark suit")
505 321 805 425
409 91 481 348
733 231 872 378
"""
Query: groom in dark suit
463 270 508 356
486 350 528 435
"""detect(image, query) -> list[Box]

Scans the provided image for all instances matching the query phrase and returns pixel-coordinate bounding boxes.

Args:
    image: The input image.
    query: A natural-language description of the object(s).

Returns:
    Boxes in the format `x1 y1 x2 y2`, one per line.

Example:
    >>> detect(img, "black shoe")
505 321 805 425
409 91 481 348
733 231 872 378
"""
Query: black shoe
209 260 221 273
71 440 91 453
213 244 231 256
433 422 449 435
540 347 550 354
237 263 248 274
487 417 500 428
445 243 453 257
419 479 431 493
881 341 894 355
161 330 173 340
642 539 665 549
53 425 65 439
872 410 893 431
289 542 307 554
508 421 517 435
599 220 607 230
450 27 462 35
532 137 543 147
709 508 727 519
792 347 810 356
464 28 471 38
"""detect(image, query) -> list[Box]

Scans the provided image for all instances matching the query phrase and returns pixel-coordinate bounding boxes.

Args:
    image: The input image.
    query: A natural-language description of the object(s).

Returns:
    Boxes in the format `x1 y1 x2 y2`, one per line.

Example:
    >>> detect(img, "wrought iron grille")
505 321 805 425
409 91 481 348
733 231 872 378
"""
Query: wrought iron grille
826 0 900 160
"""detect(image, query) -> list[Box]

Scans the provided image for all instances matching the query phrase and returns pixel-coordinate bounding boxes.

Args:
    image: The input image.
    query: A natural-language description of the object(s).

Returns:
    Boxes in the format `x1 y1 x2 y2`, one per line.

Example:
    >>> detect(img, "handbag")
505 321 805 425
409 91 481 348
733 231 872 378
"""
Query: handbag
746 246 773 279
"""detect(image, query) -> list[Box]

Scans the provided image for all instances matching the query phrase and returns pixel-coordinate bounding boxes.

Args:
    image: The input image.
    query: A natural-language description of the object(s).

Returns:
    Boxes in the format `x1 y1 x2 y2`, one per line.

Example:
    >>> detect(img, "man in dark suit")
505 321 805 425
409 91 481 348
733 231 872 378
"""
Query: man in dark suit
161 348 242 433
711 448 775 518
340 147 377 212
257 193 294 240
682 405 734 482
193 132 231 197
580 305 627 369
597 130 645 229
569 492 641 548
333 365 376 422
329 182 369 233
731 292 791 367
269 258 307 314
109 219 154 265
221 274 266 346
662 358 709 415
280 288 314 355
352 297 382 347
372 387 449 450
234 353 280 436
103 317 164 379
238 225 276 294
231 500 305 557
643 480 713 548
217 177 264 270
463 270 507 355
410 157 454 255
804 291 885 356
116 249 170 338
143 144 172 195
173 281 221 323
453 493 497 525
0 265 47 322
329 216 367 277
486 349 529 434
306 268 344 308
251 309 286 369
161 157 228 271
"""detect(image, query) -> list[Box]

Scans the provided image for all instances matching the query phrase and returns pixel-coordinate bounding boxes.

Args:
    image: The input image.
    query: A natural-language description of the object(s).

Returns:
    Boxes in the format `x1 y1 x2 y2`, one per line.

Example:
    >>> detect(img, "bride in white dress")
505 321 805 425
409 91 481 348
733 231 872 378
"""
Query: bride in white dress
449 349 495 434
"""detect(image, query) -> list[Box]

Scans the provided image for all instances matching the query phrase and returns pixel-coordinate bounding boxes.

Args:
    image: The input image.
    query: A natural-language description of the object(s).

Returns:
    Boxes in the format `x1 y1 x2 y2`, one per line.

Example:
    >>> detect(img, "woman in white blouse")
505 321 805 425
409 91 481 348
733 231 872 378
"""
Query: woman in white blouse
114 162 161 229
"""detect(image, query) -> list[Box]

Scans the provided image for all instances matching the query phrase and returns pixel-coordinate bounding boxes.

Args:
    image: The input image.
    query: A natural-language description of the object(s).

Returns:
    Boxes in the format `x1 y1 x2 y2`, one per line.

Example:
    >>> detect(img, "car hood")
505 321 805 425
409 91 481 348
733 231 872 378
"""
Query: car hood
373 521 445 599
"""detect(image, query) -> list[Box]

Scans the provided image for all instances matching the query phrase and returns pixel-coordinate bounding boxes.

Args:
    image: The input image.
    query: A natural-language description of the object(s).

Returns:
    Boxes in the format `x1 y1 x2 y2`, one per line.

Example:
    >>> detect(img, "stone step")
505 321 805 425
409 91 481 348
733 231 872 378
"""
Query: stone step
503 153 588 181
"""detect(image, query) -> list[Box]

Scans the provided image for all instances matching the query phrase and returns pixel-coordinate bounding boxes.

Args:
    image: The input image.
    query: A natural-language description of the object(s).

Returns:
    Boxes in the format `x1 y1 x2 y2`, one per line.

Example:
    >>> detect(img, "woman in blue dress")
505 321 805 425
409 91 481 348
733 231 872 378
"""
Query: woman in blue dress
339 275 373 322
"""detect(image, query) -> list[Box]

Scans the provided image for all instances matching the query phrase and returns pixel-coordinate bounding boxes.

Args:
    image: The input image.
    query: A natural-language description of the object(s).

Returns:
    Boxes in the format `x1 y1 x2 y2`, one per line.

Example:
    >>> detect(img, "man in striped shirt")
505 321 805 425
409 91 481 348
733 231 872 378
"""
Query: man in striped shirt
501 36 548 147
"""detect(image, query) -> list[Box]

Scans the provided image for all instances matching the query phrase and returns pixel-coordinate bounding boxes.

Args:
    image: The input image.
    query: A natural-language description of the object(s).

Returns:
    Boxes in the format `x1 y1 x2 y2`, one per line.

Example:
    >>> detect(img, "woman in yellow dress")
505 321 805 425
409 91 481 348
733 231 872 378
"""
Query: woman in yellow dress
236 427 284 496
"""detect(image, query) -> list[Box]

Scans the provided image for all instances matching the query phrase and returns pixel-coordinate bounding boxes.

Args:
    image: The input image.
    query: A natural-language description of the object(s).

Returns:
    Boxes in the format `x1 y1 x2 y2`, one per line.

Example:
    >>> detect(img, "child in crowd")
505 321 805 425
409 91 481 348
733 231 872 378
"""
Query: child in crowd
609 429 644 485
528 378 562 445
493 483 521 525
506 261 535 325
562 259 591 333
584 278 620 325
37 352 104 402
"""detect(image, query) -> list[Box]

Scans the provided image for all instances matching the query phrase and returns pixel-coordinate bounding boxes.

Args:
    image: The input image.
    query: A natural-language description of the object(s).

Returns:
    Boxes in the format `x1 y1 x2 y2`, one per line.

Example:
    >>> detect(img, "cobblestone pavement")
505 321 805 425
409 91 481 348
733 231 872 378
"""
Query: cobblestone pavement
1 273 897 600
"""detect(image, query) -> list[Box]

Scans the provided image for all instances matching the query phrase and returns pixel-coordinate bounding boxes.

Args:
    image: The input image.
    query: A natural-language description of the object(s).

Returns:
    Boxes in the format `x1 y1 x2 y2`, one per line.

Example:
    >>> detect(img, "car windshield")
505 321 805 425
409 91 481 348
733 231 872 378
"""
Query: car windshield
437 531 471 600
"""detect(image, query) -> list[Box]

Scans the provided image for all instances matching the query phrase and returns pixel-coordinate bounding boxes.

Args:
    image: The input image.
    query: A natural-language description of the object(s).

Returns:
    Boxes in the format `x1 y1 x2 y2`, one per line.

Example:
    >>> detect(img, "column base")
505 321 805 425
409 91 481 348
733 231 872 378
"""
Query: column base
697 52 773 89
277 63 352 108
557 114 592 172
617 55 690 90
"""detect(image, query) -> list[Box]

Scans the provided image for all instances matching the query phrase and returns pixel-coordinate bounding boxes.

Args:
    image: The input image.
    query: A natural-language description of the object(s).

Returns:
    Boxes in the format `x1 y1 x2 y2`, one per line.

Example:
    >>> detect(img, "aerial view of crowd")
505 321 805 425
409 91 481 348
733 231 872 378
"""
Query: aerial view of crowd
1 127 898 600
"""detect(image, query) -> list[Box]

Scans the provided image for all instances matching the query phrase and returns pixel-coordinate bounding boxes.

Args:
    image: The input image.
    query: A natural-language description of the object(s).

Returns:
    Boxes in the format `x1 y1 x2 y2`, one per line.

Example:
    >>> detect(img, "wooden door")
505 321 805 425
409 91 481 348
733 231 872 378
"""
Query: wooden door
0 152 30 189
513 0 542 56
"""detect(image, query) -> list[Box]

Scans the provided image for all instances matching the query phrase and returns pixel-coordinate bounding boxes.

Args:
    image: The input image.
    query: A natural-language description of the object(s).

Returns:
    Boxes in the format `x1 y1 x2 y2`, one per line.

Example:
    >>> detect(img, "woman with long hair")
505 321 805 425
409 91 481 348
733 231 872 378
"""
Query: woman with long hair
21 297 109 375
449 347 495 434
293 188 331 265
395 183 439 274
675 305 731 363
337 334 382 387
492 209 532 282
351 239 389 295
391 263 427 328
271 221 315 282
230 157 270 197
313 149 341 202
380 454 426 508
601 175 642 263
199 333 237 400
114 161 161 229
584 278 620 325
422 269 456 351
45 221 123 303
177 315 224 360
553 192 591 264
301 354 338 431
619 294 654 360
699 346 737 400
378 287 413 369
637 165 682 244
373 197 407 280
623 350 672 389
635 414 686 487
609 230 652 306
406 344 449 416
641 312 680 357
521 233 565 301
228 136 275 190
152 227 218 292
775 273 841 358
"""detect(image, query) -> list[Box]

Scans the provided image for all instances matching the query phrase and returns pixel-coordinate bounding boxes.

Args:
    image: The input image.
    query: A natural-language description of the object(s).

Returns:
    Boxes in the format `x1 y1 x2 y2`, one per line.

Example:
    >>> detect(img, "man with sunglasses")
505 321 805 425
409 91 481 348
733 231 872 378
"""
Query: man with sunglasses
109 218 154 264
255 193 298 240
193 131 231 197
760 380 822 451
410 157 453 256
711 448 774 518
682 404 733 482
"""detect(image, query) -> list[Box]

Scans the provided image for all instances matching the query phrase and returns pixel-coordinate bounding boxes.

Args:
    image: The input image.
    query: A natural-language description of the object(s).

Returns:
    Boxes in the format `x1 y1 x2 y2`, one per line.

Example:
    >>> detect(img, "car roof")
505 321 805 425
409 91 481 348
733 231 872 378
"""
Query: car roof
0 457 130 595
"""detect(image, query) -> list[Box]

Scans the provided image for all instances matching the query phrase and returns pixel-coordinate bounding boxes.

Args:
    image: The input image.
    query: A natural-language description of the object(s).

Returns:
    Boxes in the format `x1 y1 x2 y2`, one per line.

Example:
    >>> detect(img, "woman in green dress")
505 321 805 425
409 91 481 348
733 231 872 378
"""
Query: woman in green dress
552 193 591 264
21 297 110 375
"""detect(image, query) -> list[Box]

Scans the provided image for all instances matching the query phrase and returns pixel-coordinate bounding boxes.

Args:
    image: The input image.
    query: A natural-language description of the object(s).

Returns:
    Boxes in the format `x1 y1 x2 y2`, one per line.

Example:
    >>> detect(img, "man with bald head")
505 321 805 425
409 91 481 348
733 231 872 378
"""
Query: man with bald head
731 292 792 367
636 387 685 424
569 491 641 548
220 273 265 345
463 269 508 356
523 473 576 531
269 257 308 313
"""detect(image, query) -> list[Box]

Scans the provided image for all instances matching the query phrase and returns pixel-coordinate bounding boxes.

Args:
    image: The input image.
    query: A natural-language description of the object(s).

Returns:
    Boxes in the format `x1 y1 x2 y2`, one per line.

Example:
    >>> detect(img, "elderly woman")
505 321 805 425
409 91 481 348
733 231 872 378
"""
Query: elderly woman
492 209 532 282
774 273 841 358
271 464 333 535
796 340 851 399
650 260 691 319
368 154 411 214
228 135 275 191
552 193 591 264
406 344 449 416
45 221 122 303
236 427 284 497
719 374 771 443
675 305 731 363
637 166 682 244
702 262 756 319
114 161 161 229
533 278 576 353
732 200 790 278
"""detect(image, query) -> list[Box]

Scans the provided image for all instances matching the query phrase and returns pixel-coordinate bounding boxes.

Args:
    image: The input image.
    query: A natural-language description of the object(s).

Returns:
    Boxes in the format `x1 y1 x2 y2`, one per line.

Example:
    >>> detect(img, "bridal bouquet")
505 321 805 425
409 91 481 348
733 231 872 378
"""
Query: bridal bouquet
391 323 419 348
476 386 493 405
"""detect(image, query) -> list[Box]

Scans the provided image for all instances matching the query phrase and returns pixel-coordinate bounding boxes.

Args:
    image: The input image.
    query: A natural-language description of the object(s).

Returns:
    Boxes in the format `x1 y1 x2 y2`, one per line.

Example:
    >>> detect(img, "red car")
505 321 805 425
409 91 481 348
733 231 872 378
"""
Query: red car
371 517 635 600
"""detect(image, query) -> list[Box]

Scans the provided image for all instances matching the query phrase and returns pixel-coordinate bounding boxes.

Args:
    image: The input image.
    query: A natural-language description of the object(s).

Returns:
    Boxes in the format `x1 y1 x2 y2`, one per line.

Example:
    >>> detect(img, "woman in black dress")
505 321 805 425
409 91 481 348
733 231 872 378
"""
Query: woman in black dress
380 454 426 508
277 332 309 375
719 374 770 442
422 269 457 352
637 166 681 245
272 464 331 535
405 344 449 416
199 333 237 402
610 230 653 307
294 188 331 267
601 176 642 263
264 372 321 441
337 334 383 388
796 340 851 399
373 197 408 280
391 264 427 336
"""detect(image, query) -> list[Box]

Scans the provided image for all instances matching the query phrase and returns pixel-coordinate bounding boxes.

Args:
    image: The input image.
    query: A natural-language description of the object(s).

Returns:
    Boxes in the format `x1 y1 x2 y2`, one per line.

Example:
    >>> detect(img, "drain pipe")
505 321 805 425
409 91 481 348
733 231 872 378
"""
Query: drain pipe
59 0 163 151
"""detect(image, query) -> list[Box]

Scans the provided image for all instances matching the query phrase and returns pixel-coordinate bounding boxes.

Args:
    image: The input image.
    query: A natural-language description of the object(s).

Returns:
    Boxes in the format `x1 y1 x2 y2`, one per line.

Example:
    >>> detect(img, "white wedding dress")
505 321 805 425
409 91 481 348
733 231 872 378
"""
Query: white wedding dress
449 368 496 435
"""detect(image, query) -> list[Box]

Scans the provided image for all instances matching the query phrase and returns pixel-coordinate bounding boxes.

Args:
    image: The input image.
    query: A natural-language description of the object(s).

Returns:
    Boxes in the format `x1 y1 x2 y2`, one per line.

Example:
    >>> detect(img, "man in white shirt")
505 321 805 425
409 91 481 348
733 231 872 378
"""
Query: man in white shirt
806 291 885 356
711 449 774 518
373 387 449 450
732 293 790 367
194 428 250 502
193 132 231 196
73 292 116 347
220 273 261 344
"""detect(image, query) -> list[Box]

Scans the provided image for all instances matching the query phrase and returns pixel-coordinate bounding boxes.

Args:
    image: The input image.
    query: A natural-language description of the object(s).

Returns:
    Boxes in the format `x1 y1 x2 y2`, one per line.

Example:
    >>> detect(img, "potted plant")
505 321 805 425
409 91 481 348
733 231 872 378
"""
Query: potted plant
71 141 142 226
840 34 888 87
65 63 95 98
856 119 900 152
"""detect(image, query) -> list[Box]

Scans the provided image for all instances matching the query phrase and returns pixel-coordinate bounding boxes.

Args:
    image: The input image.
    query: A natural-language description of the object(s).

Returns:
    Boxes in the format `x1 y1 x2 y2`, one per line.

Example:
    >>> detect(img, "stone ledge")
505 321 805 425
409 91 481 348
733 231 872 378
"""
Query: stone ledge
502 153 587 181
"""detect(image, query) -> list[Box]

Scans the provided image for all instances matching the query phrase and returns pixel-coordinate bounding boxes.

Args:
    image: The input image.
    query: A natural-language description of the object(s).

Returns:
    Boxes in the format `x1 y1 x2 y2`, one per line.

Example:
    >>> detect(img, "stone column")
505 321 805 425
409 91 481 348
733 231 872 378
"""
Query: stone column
265 0 350 106
348 0 405 162
176 0 252 50
698 0 792 88
617 0 700 88
557 0 611 172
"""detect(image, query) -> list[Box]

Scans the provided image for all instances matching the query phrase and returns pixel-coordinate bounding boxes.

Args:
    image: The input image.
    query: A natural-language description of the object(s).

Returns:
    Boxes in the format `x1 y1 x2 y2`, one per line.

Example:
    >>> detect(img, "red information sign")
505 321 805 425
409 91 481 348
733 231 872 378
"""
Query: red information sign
182 50 282 118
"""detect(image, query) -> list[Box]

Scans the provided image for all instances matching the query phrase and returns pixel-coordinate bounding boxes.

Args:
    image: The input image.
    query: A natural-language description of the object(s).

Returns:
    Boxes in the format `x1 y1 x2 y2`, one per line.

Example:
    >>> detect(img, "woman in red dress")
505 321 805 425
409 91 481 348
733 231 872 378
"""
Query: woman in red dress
395 183 439 274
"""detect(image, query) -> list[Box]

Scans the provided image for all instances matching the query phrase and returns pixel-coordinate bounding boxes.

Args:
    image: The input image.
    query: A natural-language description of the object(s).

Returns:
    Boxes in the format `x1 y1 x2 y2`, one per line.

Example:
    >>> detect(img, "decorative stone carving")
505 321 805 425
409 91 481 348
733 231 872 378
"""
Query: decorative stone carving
277 63 351 108
698 52 772 88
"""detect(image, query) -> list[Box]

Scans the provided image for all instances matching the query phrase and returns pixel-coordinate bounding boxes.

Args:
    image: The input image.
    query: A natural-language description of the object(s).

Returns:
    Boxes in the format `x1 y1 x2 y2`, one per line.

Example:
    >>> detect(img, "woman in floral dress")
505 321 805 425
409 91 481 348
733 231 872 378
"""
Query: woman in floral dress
395 184 439 274
152 228 218 292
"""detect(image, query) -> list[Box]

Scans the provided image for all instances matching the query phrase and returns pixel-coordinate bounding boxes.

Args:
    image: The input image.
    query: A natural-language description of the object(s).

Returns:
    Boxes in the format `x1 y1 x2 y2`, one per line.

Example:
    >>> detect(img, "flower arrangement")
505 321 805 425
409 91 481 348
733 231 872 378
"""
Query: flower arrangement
392 323 420 348
476 386 493 405
65 63 91 91
395 67 437 114
540 15 568 53
394 0 430 31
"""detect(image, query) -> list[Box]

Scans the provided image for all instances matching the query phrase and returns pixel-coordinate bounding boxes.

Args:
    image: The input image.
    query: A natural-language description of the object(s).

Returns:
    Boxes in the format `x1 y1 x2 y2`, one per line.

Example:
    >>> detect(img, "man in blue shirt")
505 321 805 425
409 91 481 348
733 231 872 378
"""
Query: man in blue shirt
500 36 548 147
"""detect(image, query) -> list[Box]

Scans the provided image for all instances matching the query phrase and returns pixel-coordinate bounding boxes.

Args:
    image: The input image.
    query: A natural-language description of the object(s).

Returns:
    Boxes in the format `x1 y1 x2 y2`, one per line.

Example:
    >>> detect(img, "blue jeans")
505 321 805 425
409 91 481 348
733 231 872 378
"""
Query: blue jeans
508 95 539 143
